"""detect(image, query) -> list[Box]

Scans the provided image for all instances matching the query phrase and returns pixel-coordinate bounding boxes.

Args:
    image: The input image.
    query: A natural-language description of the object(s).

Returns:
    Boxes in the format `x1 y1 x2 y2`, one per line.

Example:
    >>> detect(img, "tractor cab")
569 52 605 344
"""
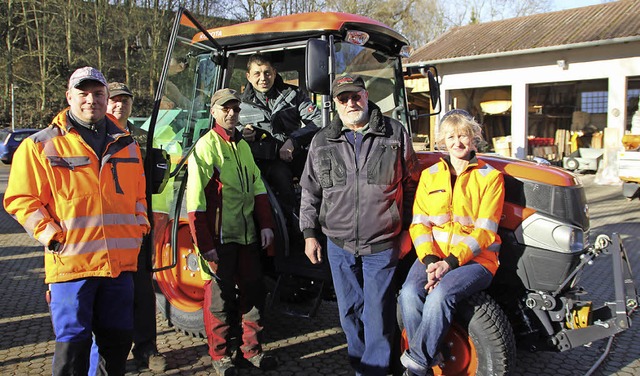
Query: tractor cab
142 8 439 330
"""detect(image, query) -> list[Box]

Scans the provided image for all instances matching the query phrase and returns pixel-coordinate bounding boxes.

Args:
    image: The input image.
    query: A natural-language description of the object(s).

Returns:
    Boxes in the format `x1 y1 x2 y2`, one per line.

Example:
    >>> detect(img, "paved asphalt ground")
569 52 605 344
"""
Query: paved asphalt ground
0 161 639 376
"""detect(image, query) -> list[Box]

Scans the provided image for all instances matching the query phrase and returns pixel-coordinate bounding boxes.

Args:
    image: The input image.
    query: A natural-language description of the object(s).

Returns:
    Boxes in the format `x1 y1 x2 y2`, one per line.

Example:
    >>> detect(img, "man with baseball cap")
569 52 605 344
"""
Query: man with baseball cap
107 82 134 132
299 73 420 375
105 81 167 371
187 88 277 376
4 66 149 375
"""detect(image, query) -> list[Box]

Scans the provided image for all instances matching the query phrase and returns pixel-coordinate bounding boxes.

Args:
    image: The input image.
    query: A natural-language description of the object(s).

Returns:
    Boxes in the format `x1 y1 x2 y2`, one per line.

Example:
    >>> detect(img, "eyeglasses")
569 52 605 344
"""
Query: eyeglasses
336 93 362 104
216 105 241 114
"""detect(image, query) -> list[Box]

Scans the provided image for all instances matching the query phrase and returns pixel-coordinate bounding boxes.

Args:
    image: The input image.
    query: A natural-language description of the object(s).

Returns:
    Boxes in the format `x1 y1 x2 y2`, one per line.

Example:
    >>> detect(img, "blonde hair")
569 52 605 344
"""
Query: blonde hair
435 110 483 150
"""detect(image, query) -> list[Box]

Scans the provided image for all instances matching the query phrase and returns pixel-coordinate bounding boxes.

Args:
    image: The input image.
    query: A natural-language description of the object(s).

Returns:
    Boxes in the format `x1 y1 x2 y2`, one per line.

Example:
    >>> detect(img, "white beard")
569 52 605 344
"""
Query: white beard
341 103 369 127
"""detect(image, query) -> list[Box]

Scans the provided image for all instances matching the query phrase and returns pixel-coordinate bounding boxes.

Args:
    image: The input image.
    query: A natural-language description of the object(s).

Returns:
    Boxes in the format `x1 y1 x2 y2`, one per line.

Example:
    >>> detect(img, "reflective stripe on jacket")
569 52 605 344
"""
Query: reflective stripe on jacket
409 156 505 275
3 109 149 283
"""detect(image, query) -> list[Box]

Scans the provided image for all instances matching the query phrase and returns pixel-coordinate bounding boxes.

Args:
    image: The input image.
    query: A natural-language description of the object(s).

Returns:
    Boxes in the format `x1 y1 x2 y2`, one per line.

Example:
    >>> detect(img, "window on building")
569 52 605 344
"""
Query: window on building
627 80 640 131
580 91 608 113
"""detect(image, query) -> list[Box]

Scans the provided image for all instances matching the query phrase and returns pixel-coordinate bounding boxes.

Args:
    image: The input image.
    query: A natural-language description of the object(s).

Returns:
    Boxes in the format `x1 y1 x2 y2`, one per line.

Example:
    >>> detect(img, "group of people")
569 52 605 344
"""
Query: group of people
298 76 505 376
3 51 505 376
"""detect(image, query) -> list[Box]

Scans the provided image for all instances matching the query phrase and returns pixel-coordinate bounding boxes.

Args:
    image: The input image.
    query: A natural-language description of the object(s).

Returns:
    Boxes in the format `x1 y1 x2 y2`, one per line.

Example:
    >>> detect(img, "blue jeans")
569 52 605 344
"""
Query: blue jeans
398 260 492 375
49 273 134 376
327 238 399 376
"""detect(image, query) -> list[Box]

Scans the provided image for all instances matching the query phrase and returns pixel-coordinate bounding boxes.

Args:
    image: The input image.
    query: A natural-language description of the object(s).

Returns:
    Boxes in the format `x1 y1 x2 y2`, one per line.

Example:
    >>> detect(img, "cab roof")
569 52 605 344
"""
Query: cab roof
193 12 409 52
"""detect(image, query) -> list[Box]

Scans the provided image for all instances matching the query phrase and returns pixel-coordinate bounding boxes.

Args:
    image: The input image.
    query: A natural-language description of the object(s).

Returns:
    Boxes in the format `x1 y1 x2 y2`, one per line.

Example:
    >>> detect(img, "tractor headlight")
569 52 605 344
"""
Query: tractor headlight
517 213 589 253
551 224 587 253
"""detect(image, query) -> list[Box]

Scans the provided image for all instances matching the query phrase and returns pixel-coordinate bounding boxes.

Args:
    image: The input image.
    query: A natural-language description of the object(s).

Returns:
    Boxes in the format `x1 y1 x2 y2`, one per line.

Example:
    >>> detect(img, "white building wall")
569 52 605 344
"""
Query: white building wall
430 42 640 158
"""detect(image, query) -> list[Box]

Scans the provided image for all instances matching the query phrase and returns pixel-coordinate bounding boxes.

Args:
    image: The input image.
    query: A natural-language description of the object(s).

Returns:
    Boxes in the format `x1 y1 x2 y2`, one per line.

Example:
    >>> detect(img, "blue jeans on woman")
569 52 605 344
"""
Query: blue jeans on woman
326 238 399 376
398 259 493 375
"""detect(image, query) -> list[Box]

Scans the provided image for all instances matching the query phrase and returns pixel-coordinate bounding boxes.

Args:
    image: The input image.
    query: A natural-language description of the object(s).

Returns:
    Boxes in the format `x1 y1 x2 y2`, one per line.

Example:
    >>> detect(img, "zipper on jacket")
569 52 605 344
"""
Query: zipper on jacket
230 141 249 243
354 149 360 257
109 157 139 194
447 168 463 253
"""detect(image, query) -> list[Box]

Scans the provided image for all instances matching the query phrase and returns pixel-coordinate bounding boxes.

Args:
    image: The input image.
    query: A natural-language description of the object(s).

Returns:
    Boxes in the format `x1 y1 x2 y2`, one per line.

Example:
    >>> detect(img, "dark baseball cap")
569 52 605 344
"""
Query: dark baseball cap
108 82 133 98
332 74 366 97
210 88 241 107
68 67 107 89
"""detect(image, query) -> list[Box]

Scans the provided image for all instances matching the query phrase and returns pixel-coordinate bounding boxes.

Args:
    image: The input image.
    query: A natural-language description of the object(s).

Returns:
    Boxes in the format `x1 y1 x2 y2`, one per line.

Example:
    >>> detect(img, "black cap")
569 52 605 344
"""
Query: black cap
108 82 133 98
332 74 366 97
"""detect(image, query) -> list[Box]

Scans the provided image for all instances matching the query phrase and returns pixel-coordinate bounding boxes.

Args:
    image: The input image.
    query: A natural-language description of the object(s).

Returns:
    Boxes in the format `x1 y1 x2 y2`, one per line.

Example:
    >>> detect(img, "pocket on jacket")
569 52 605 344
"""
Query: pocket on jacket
47 155 93 200
317 148 346 189
367 141 401 185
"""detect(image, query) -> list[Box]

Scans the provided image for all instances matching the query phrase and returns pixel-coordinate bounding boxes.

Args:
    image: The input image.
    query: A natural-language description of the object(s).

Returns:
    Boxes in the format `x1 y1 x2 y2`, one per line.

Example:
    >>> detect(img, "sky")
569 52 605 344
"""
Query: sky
550 0 612 11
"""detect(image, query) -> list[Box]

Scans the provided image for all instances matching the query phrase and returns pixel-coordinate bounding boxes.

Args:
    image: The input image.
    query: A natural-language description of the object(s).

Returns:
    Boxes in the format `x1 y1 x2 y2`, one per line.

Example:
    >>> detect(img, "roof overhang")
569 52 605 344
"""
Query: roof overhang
405 35 640 67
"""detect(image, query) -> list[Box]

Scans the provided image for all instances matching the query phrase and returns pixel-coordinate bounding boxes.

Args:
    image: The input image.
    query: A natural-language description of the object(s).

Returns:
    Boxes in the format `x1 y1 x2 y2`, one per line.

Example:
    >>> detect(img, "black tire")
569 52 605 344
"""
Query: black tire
455 291 516 376
154 280 206 338
395 291 516 376
564 157 579 171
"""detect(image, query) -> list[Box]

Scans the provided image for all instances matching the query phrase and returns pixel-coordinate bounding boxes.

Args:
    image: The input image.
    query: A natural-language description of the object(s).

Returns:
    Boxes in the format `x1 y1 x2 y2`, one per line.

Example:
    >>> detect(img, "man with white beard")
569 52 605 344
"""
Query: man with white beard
299 74 420 376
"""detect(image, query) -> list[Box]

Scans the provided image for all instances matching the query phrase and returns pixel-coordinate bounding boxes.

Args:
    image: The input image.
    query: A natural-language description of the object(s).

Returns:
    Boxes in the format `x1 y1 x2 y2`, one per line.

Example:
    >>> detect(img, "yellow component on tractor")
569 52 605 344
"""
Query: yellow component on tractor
567 301 592 329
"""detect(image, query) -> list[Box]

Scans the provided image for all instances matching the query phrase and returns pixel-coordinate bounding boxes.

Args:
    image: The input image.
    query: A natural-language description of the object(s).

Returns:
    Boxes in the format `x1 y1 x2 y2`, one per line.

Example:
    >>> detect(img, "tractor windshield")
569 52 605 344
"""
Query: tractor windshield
333 41 410 128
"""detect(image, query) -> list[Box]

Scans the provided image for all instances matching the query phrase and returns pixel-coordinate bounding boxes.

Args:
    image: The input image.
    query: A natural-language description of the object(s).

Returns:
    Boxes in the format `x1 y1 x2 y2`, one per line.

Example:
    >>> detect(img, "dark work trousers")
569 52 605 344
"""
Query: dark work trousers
49 273 134 376
203 242 265 361
132 241 159 356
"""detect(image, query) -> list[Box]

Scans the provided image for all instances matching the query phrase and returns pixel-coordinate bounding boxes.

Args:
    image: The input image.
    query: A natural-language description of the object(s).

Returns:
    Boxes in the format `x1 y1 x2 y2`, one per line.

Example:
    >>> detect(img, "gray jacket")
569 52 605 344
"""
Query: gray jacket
239 74 322 152
299 102 419 256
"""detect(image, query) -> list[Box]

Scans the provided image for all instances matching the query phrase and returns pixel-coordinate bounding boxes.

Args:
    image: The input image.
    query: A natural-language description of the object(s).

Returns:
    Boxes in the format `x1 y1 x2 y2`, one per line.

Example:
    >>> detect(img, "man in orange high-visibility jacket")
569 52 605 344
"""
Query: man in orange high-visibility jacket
3 67 149 376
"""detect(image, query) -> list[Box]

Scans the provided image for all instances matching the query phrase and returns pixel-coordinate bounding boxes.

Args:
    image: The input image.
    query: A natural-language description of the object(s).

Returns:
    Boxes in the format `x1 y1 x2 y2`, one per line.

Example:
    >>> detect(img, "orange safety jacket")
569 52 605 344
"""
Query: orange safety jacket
3 109 149 283
409 156 505 275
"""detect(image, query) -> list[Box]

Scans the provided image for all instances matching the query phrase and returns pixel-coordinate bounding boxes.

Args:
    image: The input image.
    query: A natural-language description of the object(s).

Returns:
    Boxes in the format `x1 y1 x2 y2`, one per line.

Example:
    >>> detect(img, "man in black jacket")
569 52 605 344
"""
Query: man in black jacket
239 53 322 226
299 74 419 376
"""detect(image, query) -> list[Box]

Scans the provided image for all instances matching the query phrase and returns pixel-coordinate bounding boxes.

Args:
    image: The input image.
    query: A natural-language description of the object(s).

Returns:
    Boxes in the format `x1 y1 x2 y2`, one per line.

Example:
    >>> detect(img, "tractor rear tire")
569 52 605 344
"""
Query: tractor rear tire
452 291 516 376
155 281 206 338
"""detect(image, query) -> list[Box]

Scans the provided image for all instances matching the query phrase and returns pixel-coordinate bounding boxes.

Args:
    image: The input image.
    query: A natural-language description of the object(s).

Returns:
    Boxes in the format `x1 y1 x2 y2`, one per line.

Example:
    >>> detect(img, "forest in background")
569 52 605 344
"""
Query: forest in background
0 0 553 128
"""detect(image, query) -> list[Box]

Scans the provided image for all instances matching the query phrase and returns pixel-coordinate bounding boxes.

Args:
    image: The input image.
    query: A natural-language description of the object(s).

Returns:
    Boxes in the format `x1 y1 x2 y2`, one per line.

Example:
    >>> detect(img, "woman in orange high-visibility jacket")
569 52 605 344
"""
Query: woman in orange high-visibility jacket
398 110 505 376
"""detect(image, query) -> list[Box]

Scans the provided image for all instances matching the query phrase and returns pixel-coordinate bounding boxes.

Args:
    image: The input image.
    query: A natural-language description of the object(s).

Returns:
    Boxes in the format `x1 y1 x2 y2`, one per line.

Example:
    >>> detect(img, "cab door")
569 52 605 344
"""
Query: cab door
142 8 225 333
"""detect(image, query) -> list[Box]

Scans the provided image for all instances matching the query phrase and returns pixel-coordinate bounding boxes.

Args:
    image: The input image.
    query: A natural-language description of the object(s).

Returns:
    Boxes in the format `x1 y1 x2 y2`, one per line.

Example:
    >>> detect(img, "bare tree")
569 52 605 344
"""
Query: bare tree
440 0 552 28
326 0 552 46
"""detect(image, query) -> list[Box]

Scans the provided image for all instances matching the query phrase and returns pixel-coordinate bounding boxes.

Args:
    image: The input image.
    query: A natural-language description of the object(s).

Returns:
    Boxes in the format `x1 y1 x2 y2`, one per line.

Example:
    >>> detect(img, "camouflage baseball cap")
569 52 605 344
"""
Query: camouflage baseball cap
68 67 107 89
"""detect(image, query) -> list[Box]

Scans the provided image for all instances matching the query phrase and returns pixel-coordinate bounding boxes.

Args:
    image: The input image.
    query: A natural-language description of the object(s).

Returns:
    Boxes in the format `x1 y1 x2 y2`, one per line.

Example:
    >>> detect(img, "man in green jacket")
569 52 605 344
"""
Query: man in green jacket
187 88 277 376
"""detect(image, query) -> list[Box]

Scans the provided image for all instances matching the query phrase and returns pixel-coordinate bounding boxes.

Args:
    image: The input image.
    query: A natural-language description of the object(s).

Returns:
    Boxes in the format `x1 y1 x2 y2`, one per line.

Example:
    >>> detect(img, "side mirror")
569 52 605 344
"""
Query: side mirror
306 39 330 95
427 69 440 111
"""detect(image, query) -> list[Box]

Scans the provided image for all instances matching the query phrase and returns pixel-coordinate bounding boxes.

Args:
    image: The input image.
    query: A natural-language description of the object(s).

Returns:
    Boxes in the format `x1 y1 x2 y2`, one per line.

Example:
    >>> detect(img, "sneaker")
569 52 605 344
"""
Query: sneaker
212 356 237 376
134 350 167 372
247 352 278 370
